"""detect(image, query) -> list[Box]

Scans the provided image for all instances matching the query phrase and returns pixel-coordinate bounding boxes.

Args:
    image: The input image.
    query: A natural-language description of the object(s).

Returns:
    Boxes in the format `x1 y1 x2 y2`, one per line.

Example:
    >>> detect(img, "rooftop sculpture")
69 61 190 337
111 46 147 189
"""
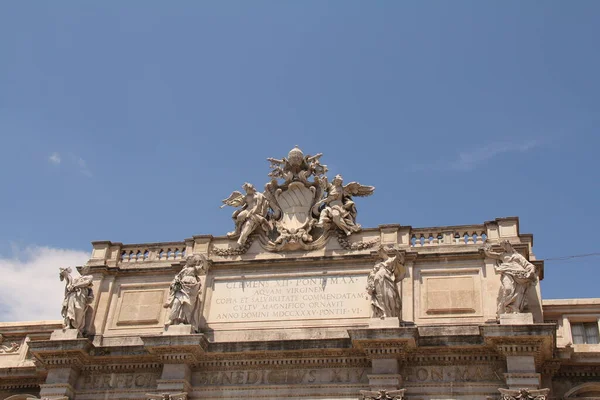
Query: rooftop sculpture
220 146 375 252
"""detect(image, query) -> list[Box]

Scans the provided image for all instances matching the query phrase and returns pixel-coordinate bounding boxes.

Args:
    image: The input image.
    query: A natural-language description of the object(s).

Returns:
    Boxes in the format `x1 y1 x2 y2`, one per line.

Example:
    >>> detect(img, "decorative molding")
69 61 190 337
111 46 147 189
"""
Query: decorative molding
360 388 405 400
497 388 550 400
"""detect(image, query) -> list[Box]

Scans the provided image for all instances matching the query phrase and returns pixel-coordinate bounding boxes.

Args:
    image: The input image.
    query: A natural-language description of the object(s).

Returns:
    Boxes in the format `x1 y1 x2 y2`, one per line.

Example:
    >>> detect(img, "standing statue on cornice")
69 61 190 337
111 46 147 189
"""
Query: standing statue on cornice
221 182 270 246
366 247 406 319
59 265 94 333
164 255 208 331
482 240 538 315
312 174 374 236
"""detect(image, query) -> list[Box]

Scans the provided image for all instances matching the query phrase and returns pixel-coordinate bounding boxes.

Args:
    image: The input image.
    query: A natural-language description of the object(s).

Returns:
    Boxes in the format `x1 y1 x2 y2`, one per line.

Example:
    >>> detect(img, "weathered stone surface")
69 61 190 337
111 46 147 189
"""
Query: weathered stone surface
500 312 534 325
0 150 597 399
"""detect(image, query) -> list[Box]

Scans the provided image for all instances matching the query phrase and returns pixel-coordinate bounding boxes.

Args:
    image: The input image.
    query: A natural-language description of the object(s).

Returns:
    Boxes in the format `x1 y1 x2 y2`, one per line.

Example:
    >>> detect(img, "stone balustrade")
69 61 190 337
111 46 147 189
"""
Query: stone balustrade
119 243 187 263
410 225 487 247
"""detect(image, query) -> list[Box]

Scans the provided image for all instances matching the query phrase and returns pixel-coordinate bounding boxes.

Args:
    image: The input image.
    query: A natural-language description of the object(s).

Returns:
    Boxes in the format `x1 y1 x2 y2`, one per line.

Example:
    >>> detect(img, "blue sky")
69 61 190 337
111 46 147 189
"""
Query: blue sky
0 2 599 320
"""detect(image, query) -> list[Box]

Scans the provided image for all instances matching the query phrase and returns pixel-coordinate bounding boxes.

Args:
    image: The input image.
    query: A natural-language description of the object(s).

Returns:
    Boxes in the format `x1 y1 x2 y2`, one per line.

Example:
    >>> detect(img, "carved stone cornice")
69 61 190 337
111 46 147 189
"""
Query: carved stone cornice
196 355 370 371
541 360 562 377
348 328 418 360
28 338 92 370
481 325 555 367
141 334 208 365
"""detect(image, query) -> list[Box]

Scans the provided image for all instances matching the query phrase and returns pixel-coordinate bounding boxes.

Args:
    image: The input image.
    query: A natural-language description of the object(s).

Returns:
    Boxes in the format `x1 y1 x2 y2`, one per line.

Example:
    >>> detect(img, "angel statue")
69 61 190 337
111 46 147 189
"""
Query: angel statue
366 247 406 319
312 174 374 236
59 265 94 333
221 183 270 246
360 389 406 400
481 240 538 315
164 255 208 331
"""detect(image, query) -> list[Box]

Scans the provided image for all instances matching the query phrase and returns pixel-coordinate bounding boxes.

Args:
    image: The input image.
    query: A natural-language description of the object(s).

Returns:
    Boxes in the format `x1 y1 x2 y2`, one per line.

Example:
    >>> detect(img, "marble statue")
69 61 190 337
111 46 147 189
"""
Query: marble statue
59 265 94 332
164 255 208 330
498 388 549 400
267 146 328 183
221 183 270 246
218 146 376 252
264 147 327 251
482 240 538 315
313 174 374 236
0 334 20 354
360 389 406 400
366 247 406 319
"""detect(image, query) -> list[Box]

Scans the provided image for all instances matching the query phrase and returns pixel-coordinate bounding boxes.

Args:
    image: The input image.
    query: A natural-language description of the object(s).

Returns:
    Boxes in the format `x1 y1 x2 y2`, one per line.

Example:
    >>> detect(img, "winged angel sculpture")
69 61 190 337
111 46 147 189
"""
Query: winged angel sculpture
313 174 374 236
220 146 375 252
221 183 270 246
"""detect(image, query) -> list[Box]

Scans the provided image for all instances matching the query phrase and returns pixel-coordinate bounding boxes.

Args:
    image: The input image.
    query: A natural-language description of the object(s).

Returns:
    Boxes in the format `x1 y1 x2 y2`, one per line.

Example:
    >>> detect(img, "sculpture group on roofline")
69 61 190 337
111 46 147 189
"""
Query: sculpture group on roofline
221 146 375 252
53 147 540 334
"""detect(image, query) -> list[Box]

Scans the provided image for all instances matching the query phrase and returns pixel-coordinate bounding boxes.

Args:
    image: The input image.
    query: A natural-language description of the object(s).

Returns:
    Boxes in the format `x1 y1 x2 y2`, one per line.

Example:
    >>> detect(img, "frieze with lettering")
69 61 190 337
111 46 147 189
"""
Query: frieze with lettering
207 274 370 323
194 368 369 386
403 365 505 383
80 372 158 390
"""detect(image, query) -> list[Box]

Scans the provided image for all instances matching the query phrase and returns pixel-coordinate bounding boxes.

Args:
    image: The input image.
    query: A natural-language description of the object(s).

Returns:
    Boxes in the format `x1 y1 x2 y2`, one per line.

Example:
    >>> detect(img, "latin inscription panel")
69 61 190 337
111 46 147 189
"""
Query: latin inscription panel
206 274 369 323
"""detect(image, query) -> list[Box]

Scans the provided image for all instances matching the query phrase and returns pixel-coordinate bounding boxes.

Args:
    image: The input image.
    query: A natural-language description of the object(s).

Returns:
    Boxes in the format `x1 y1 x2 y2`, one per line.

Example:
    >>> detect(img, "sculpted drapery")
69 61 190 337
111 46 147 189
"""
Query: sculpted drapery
164 255 207 331
59 265 94 332
367 248 405 319
482 240 538 315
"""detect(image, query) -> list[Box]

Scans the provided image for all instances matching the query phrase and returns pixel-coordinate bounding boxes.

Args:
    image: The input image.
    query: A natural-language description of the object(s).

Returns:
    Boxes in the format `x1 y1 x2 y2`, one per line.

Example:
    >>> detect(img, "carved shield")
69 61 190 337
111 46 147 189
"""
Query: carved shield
274 182 316 233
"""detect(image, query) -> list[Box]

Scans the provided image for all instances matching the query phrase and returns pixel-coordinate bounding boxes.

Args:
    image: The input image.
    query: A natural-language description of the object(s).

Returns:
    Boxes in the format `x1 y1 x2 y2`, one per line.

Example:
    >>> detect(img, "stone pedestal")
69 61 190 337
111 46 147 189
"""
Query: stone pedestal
368 317 400 329
164 324 193 335
50 328 80 340
499 313 533 325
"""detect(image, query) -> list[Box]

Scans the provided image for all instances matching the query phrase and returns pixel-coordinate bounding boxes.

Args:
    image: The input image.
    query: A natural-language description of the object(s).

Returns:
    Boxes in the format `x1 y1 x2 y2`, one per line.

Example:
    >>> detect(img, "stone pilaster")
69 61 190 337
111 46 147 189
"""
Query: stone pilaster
28 336 92 400
349 326 417 395
142 334 208 395
482 323 554 391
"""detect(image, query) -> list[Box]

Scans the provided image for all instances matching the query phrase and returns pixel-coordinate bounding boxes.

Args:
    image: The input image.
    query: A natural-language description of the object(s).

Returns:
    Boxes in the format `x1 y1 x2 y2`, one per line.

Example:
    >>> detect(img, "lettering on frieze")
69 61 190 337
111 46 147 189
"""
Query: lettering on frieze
195 368 368 386
81 372 158 390
403 365 505 383
207 275 369 323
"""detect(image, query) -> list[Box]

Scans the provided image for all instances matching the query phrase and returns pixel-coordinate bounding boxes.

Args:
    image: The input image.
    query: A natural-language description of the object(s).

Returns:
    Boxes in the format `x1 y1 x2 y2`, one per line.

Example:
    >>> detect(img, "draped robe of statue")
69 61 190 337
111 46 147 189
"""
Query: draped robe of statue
60 269 94 332
367 251 405 319
372 262 401 318
483 242 537 315
164 260 203 330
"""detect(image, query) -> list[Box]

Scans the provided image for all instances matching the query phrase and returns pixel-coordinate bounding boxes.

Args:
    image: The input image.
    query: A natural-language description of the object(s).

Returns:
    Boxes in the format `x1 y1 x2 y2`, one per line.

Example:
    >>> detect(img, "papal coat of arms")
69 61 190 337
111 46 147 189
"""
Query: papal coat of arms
219 146 375 253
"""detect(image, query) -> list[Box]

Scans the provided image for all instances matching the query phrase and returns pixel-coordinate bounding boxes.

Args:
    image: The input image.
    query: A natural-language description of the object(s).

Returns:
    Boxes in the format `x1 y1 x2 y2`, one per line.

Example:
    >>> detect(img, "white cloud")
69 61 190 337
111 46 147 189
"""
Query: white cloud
0 246 90 322
454 139 540 171
48 152 61 165
411 139 542 172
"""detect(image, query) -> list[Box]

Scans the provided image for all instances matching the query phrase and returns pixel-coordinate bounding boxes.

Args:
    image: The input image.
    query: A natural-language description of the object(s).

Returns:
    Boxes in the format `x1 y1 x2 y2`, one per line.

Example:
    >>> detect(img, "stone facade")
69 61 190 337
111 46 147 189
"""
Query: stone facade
0 148 597 400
